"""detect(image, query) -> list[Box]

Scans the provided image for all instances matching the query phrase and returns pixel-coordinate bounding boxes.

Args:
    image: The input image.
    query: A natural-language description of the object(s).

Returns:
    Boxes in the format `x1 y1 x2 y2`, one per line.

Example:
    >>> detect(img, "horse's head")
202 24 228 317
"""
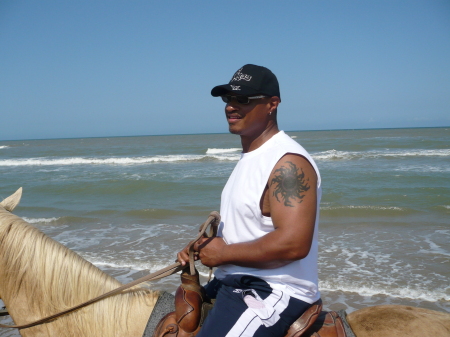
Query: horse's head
0 187 22 308
0 187 22 212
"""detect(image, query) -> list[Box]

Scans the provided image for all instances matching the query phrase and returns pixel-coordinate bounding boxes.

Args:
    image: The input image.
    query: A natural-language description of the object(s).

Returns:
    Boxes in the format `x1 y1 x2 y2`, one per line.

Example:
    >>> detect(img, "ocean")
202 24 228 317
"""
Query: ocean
0 127 449 334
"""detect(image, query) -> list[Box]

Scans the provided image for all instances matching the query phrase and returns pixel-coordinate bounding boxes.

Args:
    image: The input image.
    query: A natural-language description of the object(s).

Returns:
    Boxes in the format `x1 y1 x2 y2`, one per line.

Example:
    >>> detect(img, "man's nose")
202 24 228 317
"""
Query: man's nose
225 102 239 112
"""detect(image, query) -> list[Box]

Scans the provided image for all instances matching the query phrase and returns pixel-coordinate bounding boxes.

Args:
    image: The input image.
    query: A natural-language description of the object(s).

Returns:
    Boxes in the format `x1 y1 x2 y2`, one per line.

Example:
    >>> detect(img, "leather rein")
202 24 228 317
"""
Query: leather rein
0 211 220 330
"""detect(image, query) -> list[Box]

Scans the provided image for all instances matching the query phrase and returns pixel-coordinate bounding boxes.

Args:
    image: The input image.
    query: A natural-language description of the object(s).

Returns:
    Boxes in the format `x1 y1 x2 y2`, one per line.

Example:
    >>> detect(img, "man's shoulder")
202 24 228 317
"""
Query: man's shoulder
271 132 321 184
271 131 308 155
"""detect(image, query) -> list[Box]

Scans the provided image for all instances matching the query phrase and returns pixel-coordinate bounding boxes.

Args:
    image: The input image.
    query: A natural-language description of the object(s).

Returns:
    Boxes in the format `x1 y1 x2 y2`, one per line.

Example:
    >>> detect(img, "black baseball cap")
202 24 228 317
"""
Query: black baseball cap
211 64 280 99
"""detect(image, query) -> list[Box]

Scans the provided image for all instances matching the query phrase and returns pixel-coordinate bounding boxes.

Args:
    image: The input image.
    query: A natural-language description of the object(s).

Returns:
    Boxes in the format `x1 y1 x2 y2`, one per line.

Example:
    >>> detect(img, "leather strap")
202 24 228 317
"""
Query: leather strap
284 299 323 337
152 268 207 337
0 262 184 330
188 212 219 276
306 311 348 337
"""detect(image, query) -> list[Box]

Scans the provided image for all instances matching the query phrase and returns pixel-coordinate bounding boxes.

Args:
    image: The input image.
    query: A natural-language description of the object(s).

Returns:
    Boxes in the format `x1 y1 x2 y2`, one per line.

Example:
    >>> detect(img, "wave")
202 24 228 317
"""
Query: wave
322 205 404 211
22 217 60 224
320 205 410 217
206 148 241 154
85 256 449 303
0 146 9 149
87 258 158 271
312 148 450 161
0 154 241 166
2 148 448 166
419 230 450 257
393 165 450 173
319 280 449 302
36 168 65 172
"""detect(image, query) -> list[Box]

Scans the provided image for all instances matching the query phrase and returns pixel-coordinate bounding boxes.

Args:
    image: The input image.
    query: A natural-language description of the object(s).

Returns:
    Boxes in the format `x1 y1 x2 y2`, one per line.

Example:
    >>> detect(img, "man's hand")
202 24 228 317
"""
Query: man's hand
196 237 227 267
176 236 226 267
176 240 196 266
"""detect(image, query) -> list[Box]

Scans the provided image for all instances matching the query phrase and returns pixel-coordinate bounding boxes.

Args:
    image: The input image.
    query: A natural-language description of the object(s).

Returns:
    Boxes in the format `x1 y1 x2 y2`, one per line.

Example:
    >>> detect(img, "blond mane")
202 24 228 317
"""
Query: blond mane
0 207 159 336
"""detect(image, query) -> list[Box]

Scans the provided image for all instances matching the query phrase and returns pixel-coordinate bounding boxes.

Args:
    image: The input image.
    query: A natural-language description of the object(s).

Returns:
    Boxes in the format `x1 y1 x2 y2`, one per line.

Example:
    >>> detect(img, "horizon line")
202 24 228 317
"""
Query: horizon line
1 125 449 142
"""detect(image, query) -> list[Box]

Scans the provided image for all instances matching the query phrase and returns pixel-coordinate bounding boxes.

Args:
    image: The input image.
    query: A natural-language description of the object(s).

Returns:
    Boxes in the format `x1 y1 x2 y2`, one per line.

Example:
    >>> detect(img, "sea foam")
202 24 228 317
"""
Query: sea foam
394 165 450 173
321 205 404 211
0 154 240 166
2 148 446 166
22 217 59 224
313 148 450 161
206 148 241 154
319 280 449 302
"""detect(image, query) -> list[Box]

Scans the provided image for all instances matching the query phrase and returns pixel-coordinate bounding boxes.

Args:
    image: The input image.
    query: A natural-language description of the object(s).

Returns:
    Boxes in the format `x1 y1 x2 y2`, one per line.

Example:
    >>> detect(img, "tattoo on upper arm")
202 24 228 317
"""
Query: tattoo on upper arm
270 161 310 207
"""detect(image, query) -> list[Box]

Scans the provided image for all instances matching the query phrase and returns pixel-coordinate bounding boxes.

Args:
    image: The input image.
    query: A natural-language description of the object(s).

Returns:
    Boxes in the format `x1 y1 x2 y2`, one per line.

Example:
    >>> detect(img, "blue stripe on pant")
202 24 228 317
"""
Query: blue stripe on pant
197 275 311 337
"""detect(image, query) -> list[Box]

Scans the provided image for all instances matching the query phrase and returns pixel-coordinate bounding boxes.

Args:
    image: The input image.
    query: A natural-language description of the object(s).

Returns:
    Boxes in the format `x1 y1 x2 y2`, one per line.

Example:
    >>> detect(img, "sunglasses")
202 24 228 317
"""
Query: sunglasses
221 95 267 105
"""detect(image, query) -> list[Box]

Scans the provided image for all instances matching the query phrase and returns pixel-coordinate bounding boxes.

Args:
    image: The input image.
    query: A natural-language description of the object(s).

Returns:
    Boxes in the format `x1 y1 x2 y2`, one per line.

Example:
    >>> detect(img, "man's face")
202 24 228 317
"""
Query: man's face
223 95 272 136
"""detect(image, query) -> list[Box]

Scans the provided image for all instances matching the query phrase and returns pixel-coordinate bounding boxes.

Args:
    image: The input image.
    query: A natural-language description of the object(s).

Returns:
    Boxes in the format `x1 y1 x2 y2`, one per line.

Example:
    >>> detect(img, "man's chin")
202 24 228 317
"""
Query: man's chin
228 127 241 135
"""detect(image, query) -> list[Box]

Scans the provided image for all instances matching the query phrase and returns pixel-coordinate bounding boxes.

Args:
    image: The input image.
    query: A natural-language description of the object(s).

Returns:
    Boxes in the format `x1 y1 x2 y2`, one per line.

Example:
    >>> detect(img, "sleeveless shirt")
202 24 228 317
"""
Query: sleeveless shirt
214 131 321 303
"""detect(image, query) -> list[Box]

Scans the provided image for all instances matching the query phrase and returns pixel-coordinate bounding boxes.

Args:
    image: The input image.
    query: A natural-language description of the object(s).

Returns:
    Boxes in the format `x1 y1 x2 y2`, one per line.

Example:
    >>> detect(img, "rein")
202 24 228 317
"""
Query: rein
0 211 220 330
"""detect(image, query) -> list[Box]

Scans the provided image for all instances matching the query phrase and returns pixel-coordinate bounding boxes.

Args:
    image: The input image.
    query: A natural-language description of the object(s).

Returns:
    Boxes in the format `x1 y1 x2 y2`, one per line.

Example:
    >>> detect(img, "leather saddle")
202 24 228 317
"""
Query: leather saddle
153 269 347 337
152 269 205 337
273 300 348 337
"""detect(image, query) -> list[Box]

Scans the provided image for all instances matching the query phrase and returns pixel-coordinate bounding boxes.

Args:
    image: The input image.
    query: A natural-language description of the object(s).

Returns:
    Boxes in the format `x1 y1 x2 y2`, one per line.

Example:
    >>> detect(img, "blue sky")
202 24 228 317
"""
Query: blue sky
1 1 449 141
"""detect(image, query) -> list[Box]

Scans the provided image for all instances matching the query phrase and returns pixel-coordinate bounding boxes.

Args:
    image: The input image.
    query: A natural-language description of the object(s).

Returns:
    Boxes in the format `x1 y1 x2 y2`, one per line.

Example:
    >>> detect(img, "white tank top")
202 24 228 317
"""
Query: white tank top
214 131 321 303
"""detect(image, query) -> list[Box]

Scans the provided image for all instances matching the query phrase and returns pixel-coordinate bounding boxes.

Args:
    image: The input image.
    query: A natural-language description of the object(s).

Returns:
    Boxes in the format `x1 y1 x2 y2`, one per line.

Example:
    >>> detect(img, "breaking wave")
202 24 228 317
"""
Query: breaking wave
22 217 60 224
0 154 240 166
319 280 449 302
312 149 450 161
2 148 447 167
206 148 241 154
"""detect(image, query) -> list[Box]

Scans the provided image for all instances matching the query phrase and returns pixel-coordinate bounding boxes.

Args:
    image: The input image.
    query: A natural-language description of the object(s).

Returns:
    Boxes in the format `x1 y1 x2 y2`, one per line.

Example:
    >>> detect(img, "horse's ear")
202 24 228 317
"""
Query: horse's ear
0 187 23 212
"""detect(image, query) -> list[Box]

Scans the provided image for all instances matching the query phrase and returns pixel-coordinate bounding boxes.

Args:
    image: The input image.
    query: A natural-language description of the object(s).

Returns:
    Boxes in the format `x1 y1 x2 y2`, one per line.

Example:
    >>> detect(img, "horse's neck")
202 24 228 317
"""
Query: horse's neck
6 293 157 337
0 208 158 336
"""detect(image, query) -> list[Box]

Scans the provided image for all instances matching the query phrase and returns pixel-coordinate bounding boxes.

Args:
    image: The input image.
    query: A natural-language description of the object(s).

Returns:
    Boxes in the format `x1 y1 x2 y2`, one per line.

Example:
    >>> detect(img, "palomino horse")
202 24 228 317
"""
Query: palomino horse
0 188 160 337
0 188 449 337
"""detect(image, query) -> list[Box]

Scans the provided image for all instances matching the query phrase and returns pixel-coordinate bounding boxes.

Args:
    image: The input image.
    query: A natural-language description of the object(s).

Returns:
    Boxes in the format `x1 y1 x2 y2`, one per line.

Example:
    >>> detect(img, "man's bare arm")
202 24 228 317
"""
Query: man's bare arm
190 153 318 269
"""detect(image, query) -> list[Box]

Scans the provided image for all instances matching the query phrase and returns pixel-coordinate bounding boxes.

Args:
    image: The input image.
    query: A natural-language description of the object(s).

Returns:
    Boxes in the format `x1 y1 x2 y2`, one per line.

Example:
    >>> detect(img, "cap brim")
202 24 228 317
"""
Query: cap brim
211 84 259 97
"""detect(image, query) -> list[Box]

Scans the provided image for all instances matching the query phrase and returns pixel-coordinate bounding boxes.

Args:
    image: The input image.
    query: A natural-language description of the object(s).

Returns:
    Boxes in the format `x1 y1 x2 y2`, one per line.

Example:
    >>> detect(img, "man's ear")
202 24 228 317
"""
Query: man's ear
269 96 281 109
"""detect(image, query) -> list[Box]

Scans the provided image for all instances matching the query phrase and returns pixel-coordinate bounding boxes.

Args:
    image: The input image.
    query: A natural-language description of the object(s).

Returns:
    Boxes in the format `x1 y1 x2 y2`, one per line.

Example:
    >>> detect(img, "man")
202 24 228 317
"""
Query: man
178 64 321 337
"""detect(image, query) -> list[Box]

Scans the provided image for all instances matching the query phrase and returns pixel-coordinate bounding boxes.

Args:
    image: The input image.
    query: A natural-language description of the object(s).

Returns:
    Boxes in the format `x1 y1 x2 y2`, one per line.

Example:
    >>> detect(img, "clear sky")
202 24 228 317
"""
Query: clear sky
1 1 449 141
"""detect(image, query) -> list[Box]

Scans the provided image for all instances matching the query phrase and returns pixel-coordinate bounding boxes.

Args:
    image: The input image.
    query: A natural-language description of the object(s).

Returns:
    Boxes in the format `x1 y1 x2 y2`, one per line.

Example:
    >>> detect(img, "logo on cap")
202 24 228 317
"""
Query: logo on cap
231 68 252 82
230 85 241 91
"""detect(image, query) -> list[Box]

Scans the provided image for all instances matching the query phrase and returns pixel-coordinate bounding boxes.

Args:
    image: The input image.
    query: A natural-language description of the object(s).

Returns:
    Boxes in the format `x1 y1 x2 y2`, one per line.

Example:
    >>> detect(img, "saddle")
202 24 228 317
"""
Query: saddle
152 269 206 337
278 301 348 337
297 311 348 337
152 269 348 337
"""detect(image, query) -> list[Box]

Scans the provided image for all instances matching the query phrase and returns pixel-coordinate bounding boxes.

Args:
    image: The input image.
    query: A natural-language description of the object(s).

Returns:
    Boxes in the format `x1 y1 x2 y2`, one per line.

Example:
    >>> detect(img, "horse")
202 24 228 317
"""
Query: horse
0 188 160 337
0 188 449 337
